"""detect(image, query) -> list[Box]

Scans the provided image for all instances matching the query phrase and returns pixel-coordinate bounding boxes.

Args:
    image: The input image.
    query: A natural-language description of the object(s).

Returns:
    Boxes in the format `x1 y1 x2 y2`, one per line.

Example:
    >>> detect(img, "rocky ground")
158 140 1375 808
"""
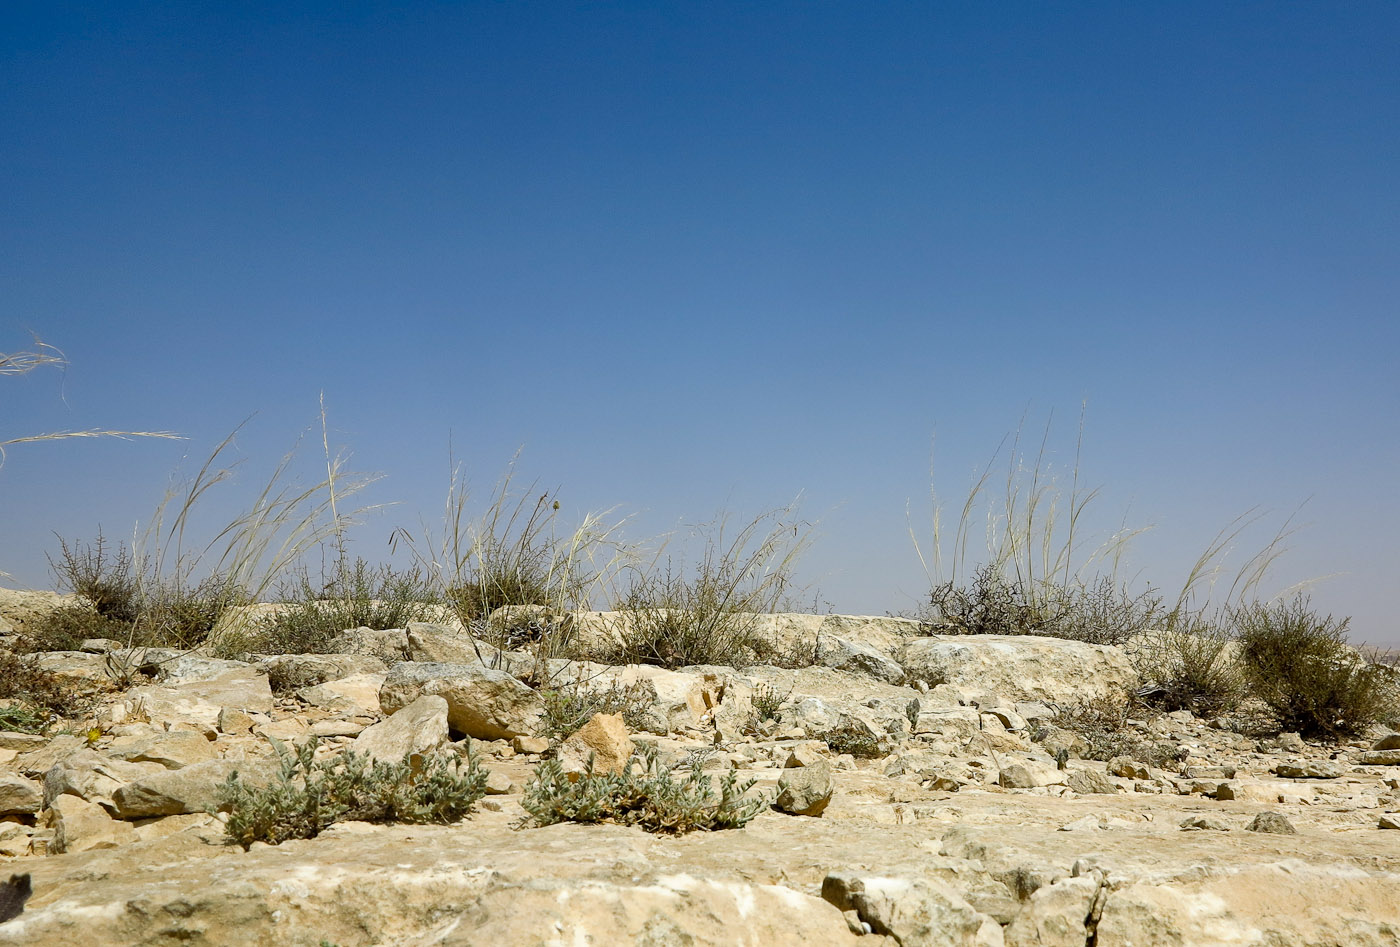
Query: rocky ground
0 594 1398 946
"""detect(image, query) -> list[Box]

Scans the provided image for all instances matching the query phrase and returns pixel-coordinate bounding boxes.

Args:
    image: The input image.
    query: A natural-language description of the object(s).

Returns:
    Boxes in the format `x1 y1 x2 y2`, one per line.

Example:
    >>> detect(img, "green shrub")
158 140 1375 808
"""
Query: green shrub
750 682 791 723
31 532 246 652
0 646 111 726
925 566 1161 646
253 557 440 655
1132 611 1243 717
219 737 487 849
605 508 809 669
520 743 767 834
1050 699 1183 767
1233 596 1396 741
539 678 658 740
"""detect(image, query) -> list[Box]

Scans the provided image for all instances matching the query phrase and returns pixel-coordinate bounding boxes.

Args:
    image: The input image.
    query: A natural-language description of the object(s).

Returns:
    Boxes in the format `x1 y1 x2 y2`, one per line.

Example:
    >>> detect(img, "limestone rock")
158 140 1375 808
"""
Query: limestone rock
1003 875 1100 947
998 759 1067 789
327 626 410 662
125 667 273 729
776 759 834 816
258 653 387 691
898 635 1135 704
1180 815 1230 831
351 695 449 763
1379 813 1400 829
1246 811 1297 834
0 775 42 816
1274 759 1345 779
1360 749 1400 765
106 729 219 769
823 873 987 946
111 758 275 819
1065 769 1119 795
816 636 906 684
555 712 633 779
380 662 544 740
297 672 385 715
49 794 136 853
1371 732 1400 751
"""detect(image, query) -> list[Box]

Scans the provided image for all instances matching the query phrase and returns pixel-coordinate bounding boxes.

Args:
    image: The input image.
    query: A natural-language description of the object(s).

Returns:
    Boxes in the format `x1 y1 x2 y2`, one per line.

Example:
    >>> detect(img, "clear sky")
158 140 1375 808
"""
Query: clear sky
3 2 1397 644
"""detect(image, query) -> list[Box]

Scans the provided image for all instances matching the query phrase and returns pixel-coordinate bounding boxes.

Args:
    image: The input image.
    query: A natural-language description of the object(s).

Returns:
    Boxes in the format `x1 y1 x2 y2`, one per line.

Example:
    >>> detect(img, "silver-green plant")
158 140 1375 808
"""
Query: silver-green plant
219 736 487 849
520 742 767 834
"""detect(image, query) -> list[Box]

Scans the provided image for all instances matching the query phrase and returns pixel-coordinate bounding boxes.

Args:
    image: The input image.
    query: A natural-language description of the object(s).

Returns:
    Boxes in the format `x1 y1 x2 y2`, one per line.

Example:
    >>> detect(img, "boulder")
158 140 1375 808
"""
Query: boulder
49 795 136 853
106 729 219 769
1274 759 1345 779
1003 876 1100 947
327 627 410 663
998 758 1068 789
111 759 276 819
124 667 273 729
897 635 1136 704
0 775 42 816
1246 811 1298 835
555 713 633 779
776 759 834 816
297 672 386 715
380 663 544 740
258 653 387 691
351 695 449 764
822 873 988 946
815 637 906 684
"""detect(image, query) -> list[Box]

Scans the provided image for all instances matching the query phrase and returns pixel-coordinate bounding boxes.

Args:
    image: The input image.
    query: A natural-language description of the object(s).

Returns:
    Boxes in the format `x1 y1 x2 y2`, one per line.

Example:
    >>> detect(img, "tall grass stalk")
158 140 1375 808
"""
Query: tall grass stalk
392 453 635 659
1 336 182 469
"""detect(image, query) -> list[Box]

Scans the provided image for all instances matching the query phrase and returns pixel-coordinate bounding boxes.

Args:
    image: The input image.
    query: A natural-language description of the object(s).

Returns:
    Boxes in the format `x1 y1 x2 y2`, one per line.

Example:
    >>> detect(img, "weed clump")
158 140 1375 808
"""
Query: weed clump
219 737 487 849
1049 699 1183 767
250 557 439 655
1233 596 1396 741
606 508 809 669
815 722 885 759
520 743 767 834
1131 611 1242 717
0 646 111 728
925 566 1162 647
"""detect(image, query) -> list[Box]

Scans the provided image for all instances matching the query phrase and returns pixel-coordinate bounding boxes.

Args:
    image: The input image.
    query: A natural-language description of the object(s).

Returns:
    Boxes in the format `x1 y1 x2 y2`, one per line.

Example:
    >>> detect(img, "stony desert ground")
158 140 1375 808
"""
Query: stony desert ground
0 590 1398 946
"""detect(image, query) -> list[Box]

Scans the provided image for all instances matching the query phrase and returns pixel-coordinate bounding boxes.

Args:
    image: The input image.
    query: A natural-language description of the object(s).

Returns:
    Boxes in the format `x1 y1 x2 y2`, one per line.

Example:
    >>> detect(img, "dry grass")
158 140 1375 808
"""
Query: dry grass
0 335 182 470
392 453 635 661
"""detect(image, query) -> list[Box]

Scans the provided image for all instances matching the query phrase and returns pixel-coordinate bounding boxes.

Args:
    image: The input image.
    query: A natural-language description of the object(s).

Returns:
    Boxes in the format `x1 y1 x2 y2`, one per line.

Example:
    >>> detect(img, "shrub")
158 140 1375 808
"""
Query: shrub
251 557 439 655
1050 699 1183 767
520 742 767 834
925 566 1162 646
219 737 487 849
394 460 632 663
1131 610 1243 717
539 678 658 740
750 682 791 723
0 646 111 726
605 507 810 669
1233 596 1396 741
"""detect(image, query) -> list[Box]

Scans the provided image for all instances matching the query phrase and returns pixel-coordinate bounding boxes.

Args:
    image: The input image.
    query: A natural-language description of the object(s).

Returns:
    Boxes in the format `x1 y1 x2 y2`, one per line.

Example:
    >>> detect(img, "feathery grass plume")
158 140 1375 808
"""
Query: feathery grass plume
912 408 1156 642
605 503 812 669
391 451 635 666
36 413 383 655
0 335 182 469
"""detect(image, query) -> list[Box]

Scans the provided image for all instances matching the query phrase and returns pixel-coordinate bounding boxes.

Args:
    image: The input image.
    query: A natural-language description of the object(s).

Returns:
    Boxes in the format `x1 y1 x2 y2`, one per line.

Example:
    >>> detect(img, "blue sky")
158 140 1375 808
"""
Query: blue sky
3 2 1397 643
